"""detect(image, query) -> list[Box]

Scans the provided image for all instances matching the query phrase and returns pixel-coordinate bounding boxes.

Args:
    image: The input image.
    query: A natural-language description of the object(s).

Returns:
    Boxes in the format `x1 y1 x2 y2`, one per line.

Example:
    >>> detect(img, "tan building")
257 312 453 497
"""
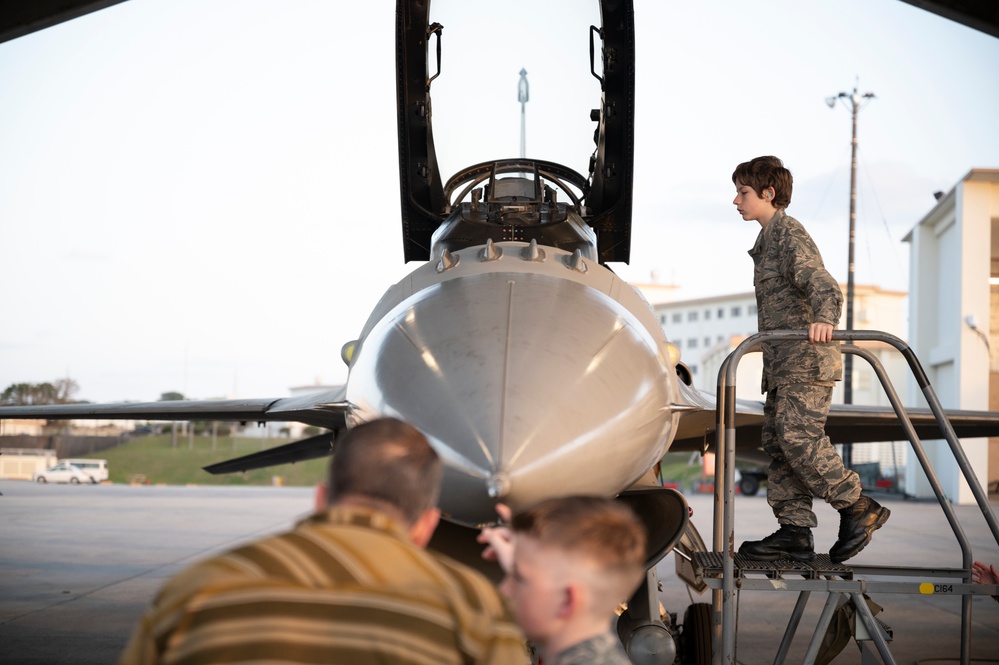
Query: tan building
0 419 46 436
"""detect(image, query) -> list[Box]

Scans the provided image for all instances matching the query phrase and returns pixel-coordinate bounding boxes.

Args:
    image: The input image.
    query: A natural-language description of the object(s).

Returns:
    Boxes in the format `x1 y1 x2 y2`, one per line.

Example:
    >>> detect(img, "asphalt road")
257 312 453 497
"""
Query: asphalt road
1 480 997 664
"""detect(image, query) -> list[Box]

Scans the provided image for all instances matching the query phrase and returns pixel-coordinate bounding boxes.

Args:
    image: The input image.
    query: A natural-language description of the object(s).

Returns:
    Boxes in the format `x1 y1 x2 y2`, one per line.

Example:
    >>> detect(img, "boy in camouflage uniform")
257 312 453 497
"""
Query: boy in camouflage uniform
478 497 647 665
732 155 889 563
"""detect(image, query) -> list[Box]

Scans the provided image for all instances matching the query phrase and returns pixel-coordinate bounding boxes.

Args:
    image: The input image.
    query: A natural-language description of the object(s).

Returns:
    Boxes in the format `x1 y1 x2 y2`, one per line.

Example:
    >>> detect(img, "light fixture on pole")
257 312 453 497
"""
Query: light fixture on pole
965 315 991 353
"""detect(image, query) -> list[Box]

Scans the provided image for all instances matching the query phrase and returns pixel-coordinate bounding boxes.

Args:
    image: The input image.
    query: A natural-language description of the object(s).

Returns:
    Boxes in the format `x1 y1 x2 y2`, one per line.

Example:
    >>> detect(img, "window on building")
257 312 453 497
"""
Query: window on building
672 313 682 324
748 304 757 315
718 308 725 319
717 335 724 343
704 336 711 347
690 365 698 375
731 306 741 317
687 338 698 349
660 314 667 325
688 311 698 322
705 309 711 320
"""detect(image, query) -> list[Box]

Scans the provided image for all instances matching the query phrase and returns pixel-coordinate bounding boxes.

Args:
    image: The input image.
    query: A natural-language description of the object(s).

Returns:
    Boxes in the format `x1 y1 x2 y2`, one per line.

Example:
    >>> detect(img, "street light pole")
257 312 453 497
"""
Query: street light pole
826 82 875 407
827 82 874 470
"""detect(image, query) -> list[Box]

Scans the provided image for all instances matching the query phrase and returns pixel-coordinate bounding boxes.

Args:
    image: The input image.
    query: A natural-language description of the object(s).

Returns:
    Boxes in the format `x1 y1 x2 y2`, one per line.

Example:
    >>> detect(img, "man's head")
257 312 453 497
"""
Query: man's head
732 155 793 209
327 418 443 543
500 496 646 652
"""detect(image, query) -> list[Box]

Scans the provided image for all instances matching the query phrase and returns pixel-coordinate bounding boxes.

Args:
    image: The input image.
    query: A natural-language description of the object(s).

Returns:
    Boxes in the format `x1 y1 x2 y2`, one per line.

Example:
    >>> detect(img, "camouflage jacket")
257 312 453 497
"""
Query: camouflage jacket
749 209 842 392
548 632 632 665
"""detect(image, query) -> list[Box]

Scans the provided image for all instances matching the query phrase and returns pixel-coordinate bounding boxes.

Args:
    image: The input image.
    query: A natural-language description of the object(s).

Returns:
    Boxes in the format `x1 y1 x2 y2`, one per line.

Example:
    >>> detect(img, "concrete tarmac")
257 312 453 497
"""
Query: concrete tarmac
656 489 999 664
1 480 997 664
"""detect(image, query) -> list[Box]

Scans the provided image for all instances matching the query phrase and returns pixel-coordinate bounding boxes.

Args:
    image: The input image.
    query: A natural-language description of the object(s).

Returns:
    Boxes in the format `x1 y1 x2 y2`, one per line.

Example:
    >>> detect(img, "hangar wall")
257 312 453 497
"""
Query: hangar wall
904 169 999 503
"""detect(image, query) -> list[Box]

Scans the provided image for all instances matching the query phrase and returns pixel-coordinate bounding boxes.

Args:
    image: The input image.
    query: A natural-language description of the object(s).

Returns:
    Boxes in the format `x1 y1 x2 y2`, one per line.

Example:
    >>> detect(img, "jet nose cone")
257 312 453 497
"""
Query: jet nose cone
347 251 676 525
487 472 511 499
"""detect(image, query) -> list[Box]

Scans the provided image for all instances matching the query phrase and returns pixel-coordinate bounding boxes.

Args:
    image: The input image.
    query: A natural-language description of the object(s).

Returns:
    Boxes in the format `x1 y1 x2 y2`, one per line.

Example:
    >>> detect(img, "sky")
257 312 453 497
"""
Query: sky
1 0 997 404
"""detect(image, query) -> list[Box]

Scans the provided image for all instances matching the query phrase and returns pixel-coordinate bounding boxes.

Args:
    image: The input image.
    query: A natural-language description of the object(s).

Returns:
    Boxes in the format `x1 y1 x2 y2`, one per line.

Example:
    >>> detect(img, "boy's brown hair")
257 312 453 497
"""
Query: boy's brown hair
512 495 646 602
732 155 793 209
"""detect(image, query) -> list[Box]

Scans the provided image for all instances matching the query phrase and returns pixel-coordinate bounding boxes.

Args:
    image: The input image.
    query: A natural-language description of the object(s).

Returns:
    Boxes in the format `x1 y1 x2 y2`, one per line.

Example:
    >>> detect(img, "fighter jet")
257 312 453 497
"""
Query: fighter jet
3 1 999 662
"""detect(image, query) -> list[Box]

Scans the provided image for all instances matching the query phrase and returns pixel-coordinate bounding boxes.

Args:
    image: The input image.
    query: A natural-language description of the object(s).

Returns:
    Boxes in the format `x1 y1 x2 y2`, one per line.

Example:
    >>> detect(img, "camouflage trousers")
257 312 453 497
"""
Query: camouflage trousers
763 382 861 527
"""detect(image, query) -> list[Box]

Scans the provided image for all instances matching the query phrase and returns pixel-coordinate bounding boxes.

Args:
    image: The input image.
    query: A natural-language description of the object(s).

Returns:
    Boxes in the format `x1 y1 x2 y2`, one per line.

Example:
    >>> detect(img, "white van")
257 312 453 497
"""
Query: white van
61 458 108 482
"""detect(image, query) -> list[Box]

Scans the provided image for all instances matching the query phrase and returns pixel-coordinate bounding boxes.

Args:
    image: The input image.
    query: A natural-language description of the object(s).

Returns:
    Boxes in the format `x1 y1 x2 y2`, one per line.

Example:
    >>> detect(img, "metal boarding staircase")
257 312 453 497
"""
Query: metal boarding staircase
697 330 999 665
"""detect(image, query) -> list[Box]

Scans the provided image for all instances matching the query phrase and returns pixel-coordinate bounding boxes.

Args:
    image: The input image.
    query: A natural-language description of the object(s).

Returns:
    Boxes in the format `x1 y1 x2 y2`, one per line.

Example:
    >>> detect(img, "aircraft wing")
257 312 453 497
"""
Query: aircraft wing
671 382 999 454
0 387 351 431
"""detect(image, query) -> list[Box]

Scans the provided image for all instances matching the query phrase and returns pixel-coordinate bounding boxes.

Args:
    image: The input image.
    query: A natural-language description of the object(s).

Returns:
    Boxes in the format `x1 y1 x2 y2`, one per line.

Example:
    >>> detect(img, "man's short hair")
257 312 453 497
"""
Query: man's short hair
732 155 793 209
512 495 646 599
328 418 442 524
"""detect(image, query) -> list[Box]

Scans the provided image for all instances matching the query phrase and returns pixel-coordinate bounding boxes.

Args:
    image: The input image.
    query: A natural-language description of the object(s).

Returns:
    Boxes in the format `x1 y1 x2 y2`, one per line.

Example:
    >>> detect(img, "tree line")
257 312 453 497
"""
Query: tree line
1 379 81 406
1 380 192 407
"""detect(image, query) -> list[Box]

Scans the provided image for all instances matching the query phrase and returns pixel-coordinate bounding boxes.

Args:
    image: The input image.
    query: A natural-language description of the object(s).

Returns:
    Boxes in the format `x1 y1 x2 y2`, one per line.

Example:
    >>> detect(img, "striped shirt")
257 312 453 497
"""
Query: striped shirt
119 507 528 665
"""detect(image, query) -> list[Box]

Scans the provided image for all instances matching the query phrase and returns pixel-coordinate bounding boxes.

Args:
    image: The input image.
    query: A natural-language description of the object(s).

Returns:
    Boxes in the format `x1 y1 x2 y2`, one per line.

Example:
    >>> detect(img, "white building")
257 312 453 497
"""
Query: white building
0 448 57 480
648 285 911 476
650 291 759 388
903 168 999 503
650 285 908 402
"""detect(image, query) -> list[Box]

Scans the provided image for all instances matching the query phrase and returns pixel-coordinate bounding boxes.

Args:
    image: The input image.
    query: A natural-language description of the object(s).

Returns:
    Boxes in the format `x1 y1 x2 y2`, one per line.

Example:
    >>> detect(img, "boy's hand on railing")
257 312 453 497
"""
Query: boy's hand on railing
808 322 834 344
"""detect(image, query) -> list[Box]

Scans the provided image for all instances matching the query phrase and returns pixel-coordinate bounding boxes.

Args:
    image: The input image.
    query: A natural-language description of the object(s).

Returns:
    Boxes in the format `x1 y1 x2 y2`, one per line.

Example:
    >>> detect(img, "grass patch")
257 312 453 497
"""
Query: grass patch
76 435 328 487
658 452 708 487
74 441 748 490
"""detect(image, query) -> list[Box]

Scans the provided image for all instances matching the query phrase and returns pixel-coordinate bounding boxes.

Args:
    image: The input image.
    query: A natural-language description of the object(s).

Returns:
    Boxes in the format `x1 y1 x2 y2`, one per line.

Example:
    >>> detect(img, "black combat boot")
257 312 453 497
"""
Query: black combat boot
739 525 815 561
829 495 890 563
